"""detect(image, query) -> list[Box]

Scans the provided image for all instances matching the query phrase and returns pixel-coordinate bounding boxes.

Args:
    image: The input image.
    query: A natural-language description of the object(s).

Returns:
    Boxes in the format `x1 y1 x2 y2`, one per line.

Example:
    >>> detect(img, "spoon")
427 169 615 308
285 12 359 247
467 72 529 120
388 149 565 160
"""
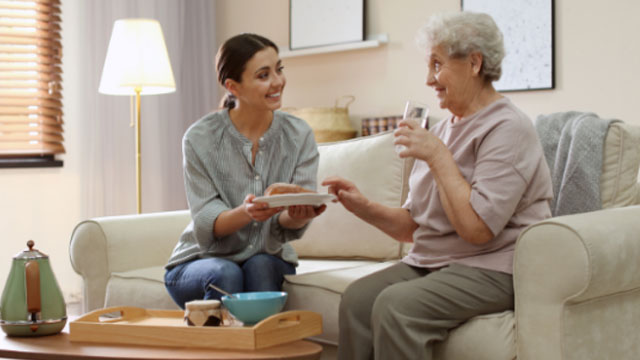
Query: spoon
208 283 236 298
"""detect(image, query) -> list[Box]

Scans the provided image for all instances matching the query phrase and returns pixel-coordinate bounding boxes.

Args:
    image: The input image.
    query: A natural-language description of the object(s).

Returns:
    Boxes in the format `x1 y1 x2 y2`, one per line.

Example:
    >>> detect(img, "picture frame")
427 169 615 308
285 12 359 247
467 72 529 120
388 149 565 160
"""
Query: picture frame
461 0 555 92
289 0 364 50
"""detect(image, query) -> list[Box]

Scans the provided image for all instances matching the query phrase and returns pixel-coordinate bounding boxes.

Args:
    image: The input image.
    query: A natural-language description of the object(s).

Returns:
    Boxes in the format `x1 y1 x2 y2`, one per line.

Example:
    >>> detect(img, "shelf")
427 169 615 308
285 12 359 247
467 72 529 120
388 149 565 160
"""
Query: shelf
280 34 388 59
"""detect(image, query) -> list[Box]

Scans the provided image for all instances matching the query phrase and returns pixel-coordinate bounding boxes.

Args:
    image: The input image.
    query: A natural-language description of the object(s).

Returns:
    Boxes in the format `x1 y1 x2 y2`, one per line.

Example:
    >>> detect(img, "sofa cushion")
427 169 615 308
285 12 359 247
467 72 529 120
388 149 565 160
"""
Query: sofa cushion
286 261 399 294
105 266 179 310
291 131 413 260
285 259 516 359
284 261 398 344
601 122 640 208
295 259 383 275
433 310 515 360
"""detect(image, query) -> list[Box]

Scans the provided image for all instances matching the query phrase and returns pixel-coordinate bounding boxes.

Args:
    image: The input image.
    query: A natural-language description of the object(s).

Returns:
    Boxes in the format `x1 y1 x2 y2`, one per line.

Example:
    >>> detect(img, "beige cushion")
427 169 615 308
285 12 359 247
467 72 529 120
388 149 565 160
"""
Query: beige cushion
295 259 382 275
284 261 398 345
284 281 342 345
105 267 179 310
291 131 413 260
286 261 398 294
601 122 640 208
285 260 516 360
434 311 515 360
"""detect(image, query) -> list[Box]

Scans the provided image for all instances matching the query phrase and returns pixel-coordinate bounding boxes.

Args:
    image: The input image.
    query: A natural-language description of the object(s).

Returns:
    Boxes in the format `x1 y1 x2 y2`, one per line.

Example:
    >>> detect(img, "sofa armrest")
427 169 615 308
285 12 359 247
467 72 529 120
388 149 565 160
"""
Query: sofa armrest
69 210 191 312
514 205 640 360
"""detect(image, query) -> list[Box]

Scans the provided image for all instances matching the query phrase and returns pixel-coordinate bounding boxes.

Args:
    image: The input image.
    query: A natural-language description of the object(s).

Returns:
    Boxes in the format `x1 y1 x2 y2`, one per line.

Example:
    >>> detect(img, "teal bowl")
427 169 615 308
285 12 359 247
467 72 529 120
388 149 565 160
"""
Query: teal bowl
221 291 287 325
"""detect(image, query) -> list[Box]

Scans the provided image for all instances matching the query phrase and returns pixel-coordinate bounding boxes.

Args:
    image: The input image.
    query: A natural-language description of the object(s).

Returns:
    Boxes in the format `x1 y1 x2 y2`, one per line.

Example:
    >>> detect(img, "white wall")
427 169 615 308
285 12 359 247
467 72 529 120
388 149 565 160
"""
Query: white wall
0 0 218 304
0 0 84 302
217 0 640 128
1 0 639 304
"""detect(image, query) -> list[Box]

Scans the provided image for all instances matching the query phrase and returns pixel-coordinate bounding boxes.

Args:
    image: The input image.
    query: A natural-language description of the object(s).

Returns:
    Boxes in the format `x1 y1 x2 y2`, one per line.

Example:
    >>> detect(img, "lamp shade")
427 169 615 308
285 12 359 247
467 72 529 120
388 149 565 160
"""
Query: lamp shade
99 19 176 96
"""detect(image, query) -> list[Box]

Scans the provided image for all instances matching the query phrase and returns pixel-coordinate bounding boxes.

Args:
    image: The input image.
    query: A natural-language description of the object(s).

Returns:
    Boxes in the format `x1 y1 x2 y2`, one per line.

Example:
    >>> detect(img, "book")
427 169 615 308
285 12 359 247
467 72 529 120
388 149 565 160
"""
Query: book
361 115 403 136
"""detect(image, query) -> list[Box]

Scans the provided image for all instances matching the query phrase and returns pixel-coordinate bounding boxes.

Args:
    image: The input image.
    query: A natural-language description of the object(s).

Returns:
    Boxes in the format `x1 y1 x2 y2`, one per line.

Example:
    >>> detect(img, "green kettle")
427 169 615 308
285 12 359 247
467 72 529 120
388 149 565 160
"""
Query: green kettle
0 240 67 336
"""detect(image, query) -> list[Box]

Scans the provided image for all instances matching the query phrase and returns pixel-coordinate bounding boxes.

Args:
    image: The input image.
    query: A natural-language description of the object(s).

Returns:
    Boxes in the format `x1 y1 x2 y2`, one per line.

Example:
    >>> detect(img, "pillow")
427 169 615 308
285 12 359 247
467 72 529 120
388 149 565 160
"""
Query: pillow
291 132 413 260
600 122 640 208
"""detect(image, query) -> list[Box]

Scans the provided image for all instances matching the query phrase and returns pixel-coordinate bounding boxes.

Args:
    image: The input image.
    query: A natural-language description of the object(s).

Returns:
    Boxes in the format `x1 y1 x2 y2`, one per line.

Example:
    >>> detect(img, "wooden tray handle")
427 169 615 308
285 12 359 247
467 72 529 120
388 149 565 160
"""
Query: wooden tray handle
74 306 150 323
253 310 321 333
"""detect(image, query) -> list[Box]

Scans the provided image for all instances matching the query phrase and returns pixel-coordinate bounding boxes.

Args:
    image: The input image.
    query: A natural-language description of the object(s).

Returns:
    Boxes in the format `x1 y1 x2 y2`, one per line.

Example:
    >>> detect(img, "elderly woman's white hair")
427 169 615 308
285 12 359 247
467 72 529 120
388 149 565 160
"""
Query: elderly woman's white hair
417 12 505 82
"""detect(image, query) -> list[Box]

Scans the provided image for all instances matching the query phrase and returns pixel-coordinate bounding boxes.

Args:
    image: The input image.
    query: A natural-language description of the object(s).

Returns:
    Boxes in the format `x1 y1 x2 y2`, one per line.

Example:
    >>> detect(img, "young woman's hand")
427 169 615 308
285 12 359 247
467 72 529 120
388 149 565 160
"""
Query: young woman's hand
278 203 326 230
286 204 327 220
243 194 283 222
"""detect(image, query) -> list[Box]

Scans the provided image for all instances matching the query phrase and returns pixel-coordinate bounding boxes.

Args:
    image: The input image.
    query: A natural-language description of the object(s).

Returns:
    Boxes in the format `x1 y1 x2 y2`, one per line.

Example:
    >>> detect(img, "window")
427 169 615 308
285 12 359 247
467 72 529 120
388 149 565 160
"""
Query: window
0 0 64 168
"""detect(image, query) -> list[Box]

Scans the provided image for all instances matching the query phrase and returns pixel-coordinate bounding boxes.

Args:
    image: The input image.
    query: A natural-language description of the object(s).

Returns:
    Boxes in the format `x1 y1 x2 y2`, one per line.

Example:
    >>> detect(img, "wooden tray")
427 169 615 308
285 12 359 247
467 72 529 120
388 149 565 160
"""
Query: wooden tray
69 306 322 350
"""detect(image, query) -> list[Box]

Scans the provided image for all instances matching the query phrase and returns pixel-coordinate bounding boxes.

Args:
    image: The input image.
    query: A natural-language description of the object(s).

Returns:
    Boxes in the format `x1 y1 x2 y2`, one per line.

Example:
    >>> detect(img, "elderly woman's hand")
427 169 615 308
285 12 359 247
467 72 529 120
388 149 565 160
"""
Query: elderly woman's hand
321 176 370 214
394 118 443 163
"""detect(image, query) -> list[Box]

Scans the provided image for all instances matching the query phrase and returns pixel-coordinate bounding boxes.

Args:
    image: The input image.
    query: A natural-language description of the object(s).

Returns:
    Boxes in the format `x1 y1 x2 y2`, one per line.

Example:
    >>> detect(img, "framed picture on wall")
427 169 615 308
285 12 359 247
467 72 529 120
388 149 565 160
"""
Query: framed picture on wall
462 0 555 92
290 0 364 50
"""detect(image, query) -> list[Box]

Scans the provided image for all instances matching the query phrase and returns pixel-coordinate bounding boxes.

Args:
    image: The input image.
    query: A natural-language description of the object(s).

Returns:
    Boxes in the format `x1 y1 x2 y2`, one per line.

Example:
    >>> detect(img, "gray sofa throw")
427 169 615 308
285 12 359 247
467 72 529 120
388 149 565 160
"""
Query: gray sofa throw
535 111 619 217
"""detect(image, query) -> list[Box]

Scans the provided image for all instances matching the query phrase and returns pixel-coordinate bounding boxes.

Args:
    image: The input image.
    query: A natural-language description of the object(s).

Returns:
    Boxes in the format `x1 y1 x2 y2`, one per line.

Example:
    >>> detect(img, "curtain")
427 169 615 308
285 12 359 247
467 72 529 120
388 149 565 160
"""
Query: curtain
75 0 218 217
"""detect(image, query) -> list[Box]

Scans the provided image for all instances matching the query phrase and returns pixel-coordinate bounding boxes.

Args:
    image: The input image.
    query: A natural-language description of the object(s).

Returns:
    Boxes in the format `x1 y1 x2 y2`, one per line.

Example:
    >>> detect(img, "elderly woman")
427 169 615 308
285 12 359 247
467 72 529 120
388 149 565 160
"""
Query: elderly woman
323 12 553 360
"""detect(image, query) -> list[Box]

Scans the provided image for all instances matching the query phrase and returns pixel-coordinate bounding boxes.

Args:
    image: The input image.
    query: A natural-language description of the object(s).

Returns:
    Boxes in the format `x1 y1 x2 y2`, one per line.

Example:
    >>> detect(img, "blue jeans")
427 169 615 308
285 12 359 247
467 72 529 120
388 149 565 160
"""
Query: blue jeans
164 253 296 309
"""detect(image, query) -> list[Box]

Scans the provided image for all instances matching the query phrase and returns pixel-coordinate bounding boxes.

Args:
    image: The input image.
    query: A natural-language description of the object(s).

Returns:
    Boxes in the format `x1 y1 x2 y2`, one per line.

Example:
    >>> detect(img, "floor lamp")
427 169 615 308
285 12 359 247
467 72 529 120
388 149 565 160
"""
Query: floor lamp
98 19 176 214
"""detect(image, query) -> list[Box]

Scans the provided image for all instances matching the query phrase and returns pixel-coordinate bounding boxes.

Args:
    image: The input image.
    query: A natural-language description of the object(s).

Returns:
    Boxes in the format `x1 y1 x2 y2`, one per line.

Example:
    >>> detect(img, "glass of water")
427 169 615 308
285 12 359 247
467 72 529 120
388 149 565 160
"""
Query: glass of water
395 100 430 154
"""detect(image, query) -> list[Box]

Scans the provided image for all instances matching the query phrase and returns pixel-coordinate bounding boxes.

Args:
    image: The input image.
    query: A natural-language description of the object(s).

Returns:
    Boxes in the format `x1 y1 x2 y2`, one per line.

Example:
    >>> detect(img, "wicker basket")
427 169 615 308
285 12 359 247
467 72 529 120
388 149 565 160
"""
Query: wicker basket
283 96 357 143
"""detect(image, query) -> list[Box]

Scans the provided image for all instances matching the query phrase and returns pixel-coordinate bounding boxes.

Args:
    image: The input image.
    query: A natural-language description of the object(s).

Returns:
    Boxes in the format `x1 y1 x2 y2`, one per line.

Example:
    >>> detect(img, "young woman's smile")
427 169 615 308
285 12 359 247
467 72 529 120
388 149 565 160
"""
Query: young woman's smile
231 47 286 111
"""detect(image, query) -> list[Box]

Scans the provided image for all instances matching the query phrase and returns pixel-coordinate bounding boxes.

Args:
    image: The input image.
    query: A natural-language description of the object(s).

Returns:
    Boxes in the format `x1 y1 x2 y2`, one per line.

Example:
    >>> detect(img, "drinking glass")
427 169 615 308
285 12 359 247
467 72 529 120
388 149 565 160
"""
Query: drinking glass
395 100 430 154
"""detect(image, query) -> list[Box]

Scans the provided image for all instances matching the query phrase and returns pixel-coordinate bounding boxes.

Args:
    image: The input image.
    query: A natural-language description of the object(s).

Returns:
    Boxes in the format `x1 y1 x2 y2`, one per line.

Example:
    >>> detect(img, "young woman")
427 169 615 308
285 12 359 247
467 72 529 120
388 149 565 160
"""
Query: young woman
164 33 325 308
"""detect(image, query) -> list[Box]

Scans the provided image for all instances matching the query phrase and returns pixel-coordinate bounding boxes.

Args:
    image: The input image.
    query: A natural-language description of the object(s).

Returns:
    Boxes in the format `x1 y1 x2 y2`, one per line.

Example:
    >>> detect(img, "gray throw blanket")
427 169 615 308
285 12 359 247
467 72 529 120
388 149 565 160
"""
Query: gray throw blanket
535 111 619 217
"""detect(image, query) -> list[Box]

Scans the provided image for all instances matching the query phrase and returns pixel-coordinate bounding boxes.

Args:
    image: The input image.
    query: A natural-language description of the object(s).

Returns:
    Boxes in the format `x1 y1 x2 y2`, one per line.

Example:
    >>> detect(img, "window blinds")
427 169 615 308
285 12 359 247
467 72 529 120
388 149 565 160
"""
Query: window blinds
0 0 64 157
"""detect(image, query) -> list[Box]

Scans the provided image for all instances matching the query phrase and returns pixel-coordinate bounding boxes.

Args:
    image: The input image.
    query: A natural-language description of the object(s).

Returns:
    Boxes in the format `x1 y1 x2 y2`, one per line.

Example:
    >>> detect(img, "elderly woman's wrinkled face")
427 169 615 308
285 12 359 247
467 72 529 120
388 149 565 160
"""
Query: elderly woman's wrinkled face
425 45 478 116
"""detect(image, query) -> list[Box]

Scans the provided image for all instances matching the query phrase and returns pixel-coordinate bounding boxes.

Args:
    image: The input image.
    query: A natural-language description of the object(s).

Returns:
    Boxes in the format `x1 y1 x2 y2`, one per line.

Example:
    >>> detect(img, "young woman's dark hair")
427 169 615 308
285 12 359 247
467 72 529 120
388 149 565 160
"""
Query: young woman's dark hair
215 33 279 109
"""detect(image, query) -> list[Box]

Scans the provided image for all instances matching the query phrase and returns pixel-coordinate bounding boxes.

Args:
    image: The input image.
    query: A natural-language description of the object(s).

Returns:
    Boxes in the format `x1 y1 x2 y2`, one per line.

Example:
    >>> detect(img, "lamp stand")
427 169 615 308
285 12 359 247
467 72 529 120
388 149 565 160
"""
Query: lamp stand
99 19 176 214
134 87 142 214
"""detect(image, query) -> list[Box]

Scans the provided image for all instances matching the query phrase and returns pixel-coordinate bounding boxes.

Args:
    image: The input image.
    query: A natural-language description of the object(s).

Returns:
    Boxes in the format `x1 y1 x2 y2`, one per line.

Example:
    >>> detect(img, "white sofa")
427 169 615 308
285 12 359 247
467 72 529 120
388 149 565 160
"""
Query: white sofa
70 123 640 359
